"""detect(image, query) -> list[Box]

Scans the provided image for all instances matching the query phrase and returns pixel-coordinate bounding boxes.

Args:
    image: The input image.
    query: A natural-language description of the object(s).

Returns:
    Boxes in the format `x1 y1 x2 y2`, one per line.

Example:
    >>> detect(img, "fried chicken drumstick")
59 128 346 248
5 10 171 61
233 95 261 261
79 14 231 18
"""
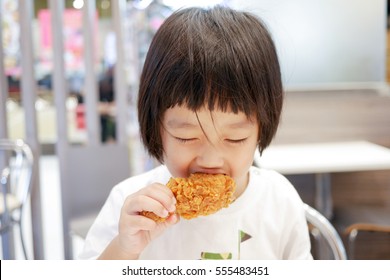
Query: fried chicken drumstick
141 173 236 222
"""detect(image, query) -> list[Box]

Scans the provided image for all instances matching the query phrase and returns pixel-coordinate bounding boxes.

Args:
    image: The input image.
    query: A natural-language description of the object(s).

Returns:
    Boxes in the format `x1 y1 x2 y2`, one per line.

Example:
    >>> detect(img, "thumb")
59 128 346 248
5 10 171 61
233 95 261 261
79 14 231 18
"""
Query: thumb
150 213 180 240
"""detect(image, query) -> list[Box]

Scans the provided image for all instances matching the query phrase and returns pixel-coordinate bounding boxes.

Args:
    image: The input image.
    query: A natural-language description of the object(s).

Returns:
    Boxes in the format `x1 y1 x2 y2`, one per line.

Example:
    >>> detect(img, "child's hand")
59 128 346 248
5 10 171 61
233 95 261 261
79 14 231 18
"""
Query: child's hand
116 183 178 258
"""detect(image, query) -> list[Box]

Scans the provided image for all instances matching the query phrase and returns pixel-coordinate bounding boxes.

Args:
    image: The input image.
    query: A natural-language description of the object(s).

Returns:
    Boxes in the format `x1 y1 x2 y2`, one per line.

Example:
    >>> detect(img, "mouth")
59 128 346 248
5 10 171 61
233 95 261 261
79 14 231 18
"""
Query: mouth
192 170 227 176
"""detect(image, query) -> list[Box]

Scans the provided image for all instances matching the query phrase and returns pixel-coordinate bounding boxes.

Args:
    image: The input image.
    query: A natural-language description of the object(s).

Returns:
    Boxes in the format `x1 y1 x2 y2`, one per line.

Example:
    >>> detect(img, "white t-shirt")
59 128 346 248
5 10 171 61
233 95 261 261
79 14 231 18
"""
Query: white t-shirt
78 165 312 260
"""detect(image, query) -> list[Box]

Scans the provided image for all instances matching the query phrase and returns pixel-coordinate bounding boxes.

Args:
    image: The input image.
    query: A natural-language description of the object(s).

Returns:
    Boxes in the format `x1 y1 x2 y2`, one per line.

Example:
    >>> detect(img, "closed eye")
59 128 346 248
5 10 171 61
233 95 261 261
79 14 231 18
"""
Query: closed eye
175 137 197 143
226 138 248 144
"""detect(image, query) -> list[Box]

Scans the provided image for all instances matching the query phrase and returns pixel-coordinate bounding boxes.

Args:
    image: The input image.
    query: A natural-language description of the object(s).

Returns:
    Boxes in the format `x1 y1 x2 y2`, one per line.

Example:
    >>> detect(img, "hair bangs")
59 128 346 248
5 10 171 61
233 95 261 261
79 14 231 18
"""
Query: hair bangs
161 53 257 121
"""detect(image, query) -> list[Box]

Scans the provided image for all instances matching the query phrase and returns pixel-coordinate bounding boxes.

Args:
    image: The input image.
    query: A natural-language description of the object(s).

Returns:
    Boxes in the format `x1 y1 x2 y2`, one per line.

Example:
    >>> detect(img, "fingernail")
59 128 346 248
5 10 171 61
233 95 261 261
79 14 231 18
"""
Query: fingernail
161 209 169 217
169 204 176 212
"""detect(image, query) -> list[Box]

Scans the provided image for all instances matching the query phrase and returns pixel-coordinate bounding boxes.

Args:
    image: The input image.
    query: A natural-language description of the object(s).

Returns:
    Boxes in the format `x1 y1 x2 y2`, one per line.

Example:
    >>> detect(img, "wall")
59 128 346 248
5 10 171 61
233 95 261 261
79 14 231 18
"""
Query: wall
273 89 390 209
228 0 387 88
274 90 390 148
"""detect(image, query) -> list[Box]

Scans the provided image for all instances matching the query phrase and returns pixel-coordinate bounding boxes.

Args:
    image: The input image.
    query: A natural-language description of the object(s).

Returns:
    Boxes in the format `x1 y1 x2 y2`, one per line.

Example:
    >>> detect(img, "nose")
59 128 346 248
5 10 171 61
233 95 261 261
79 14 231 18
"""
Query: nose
196 142 224 169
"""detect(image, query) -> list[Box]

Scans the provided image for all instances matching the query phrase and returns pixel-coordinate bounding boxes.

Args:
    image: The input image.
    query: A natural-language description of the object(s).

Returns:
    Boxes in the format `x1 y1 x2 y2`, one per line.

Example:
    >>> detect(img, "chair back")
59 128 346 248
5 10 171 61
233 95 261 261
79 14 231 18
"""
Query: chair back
304 203 347 260
0 139 34 259
0 139 34 215
344 223 390 260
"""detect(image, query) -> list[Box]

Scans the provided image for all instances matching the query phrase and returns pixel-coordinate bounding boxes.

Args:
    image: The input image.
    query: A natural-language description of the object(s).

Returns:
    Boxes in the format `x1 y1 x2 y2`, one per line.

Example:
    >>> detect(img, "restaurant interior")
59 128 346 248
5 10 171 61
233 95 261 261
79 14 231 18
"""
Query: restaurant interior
1 0 390 260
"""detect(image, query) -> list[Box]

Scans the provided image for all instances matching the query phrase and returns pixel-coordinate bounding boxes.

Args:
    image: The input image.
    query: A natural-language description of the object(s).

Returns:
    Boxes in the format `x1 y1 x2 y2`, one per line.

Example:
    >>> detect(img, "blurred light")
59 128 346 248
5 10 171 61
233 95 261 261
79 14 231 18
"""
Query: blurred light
66 96 79 110
73 0 84 10
133 0 154 10
6 99 18 112
162 0 225 10
101 0 110 10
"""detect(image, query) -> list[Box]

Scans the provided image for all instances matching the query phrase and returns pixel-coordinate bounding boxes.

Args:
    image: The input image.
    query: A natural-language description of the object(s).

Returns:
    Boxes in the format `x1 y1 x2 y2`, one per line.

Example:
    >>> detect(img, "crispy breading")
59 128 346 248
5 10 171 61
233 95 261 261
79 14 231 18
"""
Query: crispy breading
140 173 236 222
140 210 172 223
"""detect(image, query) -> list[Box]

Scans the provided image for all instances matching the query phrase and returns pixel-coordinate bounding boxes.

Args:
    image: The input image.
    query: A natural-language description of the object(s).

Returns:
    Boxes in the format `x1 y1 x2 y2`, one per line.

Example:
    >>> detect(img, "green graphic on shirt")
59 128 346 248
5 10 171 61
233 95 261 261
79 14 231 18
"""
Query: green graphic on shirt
200 230 252 260
239 230 252 243
238 230 252 260
200 252 232 260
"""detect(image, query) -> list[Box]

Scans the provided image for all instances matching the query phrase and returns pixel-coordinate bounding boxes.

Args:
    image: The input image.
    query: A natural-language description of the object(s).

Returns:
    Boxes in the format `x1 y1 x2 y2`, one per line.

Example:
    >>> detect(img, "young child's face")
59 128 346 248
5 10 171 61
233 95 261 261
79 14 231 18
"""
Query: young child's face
161 105 259 197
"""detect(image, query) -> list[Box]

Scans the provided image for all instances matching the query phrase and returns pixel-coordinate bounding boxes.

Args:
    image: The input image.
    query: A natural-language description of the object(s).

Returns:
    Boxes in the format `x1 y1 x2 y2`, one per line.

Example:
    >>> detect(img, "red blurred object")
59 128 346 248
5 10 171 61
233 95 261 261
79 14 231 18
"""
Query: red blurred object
76 104 86 129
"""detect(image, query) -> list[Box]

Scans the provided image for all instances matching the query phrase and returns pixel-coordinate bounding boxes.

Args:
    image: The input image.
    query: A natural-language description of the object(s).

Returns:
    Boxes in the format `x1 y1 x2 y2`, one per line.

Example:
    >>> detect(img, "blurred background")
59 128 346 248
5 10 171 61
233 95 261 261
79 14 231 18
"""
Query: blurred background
1 0 389 260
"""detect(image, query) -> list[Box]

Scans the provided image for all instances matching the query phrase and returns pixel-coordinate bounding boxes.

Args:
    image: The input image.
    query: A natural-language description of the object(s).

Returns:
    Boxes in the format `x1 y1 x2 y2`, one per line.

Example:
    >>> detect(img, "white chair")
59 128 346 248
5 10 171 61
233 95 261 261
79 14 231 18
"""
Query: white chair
0 139 34 259
304 203 347 260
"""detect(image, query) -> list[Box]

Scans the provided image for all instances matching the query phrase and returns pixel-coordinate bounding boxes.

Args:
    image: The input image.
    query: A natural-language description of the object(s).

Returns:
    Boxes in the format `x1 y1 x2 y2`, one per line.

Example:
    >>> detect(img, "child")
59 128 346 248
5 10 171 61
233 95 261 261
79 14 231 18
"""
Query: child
79 5 312 260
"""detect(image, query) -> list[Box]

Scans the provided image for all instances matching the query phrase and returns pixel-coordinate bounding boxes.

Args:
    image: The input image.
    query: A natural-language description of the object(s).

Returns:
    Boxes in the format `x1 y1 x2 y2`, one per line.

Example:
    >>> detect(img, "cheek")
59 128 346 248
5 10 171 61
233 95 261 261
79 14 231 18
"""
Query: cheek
227 144 257 176
230 151 253 172
162 141 193 177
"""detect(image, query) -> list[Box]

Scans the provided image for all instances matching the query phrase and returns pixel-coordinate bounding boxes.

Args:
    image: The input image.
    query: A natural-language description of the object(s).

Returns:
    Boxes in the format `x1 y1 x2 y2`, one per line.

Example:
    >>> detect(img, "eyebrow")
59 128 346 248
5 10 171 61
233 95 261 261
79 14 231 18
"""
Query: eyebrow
166 120 198 129
226 120 256 129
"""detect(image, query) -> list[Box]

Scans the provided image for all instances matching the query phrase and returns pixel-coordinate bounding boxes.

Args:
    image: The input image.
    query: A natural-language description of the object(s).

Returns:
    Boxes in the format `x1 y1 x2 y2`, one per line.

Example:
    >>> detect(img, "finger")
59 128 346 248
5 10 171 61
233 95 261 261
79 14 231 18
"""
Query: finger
165 213 180 225
140 183 176 203
121 214 157 235
136 184 176 212
124 194 172 219
142 182 173 196
148 213 180 239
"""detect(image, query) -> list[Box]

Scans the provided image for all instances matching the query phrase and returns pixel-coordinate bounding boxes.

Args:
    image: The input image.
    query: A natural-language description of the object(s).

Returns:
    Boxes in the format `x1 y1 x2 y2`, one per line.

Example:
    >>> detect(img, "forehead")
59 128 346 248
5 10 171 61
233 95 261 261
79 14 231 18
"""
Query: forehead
163 105 257 129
